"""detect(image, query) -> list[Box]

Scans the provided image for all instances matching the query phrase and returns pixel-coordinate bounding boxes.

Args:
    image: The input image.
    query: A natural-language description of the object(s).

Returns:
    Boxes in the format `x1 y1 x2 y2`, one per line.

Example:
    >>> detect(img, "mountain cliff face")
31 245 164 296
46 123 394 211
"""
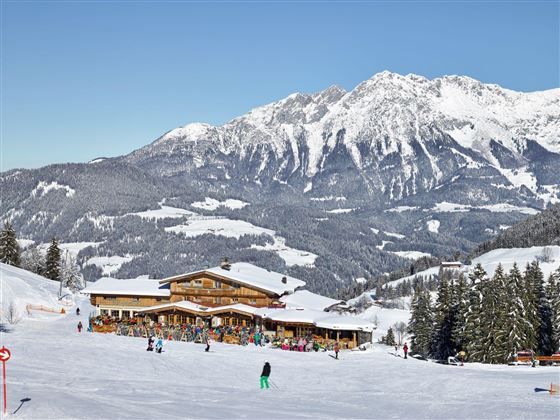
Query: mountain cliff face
124 71 560 207
2 72 559 295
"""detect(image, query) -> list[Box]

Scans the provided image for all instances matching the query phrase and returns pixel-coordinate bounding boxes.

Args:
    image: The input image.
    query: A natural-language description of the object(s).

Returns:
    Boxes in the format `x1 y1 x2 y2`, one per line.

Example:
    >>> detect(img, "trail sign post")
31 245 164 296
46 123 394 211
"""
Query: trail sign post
0 346 10 415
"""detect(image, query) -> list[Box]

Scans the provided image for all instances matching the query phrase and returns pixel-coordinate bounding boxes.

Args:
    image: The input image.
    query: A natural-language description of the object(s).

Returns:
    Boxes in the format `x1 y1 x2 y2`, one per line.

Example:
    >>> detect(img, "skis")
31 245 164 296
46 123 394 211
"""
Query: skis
328 354 340 360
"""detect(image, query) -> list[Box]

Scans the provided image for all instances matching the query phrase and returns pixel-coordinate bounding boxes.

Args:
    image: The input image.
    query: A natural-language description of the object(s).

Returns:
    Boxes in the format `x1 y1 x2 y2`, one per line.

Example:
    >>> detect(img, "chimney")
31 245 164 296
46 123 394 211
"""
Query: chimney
220 257 231 271
281 276 287 284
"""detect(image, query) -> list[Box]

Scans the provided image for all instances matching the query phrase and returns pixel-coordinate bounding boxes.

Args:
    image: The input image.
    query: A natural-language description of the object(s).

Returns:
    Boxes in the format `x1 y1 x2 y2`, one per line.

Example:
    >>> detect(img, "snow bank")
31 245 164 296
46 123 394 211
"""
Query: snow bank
0 263 73 319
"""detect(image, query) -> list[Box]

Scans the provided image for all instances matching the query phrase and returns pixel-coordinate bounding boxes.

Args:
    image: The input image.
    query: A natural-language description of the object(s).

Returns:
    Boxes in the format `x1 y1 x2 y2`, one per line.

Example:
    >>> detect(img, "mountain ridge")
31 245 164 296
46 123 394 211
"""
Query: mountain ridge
2 71 559 296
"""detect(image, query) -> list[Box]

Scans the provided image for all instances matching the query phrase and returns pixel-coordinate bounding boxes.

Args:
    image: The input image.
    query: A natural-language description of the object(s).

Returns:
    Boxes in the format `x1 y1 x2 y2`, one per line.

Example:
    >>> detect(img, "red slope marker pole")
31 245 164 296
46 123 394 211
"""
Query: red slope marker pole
2 359 6 415
0 346 11 415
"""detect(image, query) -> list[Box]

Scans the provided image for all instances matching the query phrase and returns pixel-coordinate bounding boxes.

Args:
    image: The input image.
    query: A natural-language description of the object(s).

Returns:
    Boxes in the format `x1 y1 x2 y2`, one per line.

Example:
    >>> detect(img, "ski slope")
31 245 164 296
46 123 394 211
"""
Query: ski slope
0 263 75 317
1 304 558 419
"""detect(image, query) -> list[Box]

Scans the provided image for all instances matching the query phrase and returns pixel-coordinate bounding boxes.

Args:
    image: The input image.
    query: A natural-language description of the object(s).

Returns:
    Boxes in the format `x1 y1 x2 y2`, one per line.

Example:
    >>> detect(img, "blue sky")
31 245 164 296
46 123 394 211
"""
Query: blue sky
2 1 559 170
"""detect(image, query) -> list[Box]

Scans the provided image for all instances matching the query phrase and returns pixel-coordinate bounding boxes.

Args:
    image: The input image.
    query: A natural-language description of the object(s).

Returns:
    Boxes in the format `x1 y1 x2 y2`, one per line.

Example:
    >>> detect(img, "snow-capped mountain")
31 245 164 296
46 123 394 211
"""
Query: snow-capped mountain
125 71 560 205
2 72 559 294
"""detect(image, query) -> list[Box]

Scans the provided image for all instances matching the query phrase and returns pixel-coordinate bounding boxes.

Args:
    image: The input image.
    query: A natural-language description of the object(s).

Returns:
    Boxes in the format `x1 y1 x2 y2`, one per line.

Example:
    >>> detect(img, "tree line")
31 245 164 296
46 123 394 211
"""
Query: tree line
408 262 560 363
0 221 84 291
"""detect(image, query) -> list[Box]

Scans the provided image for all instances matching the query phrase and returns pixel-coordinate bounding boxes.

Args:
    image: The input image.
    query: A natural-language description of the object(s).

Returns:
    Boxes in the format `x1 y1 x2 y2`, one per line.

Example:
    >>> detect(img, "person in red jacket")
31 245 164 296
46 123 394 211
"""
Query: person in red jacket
403 342 408 359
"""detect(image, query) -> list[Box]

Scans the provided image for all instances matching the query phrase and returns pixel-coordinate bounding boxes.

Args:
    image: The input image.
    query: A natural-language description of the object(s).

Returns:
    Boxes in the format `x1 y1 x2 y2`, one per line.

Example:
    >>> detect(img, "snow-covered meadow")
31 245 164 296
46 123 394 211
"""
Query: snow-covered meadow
1 264 559 419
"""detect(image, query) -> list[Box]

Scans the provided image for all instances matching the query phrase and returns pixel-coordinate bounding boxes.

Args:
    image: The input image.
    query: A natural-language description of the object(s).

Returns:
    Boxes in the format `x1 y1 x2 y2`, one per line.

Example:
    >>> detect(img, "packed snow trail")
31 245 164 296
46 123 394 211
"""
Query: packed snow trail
1 300 559 419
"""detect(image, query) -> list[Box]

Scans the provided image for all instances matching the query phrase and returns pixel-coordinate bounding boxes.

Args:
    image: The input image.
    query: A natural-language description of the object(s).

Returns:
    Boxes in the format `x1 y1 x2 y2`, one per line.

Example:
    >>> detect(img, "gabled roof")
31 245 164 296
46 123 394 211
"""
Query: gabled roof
160 262 306 296
253 307 375 332
83 277 170 297
204 303 259 317
280 290 343 311
136 300 207 314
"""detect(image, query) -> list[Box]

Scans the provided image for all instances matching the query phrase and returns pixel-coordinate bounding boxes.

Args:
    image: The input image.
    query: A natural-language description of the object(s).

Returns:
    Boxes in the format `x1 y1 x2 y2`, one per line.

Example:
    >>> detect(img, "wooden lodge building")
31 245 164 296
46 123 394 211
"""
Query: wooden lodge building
84 261 374 347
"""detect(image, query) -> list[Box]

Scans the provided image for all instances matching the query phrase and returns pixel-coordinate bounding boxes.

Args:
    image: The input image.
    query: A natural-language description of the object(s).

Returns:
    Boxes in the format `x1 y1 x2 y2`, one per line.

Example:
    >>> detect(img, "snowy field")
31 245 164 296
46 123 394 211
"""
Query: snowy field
1 265 559 419
2 308 559 419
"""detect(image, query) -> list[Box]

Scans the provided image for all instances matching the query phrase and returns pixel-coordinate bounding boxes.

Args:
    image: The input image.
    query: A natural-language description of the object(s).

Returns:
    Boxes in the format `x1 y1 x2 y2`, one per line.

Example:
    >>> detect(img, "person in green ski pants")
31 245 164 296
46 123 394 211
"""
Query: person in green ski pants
260 361 271 389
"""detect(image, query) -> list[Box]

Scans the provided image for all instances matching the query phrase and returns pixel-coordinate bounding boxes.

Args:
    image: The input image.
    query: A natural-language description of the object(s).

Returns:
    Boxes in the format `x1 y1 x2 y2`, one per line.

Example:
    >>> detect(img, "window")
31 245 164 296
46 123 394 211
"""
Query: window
215 297 222 304
249 299 257 305
191 279 203 288
131 297 140 303
230 282 240 289
214 281 222 289
106 296 116 301
232 298 239 303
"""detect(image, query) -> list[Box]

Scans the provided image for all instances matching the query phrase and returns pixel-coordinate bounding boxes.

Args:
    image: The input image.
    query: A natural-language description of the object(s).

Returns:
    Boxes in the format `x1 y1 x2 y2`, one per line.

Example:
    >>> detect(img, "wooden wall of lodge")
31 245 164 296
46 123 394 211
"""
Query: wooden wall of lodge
91 272 277 309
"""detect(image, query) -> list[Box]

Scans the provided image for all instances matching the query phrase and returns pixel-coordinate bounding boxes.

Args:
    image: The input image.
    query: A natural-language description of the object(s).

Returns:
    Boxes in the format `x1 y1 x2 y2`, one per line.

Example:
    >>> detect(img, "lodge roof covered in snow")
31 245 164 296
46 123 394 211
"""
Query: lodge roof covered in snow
279 290 343 311
83 277 171 297
159 262 306 296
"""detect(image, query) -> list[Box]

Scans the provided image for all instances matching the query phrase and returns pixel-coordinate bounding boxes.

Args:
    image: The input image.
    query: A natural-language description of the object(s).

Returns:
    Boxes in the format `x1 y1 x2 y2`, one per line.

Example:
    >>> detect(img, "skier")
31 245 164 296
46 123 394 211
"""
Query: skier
403 342 408 359
147 336 155 351
76 307 80 316
260 361 271 389
334 342 340 359
205 337 210 352
156 338 163 353
77 321 83 333
395 344 398 356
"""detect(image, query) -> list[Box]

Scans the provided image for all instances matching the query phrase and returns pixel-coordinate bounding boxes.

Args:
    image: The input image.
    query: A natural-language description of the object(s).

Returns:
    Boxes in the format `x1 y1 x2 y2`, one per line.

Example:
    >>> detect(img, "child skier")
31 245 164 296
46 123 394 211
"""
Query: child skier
205 337 210 352
260 361 271 389
334 342 340 359
156 338 163 353
403 342 408 359
77 321 83 333
76 307 80 316
147 336 155 351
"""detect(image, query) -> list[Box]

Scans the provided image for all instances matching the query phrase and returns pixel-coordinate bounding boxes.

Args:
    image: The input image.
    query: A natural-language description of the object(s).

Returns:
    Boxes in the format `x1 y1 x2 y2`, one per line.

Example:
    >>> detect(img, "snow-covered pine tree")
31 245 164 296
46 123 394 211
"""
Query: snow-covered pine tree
480 264 507 363
45 238 62 281
499 263 532 363
21 246 46 276
408 288 433 357
60 251 85 292
0 221 21 267
451 273 469 353
463 264 487 361
522 263 540 352
385 327 396 346
546 268 560 353
431 276 455 360
526 262 552 354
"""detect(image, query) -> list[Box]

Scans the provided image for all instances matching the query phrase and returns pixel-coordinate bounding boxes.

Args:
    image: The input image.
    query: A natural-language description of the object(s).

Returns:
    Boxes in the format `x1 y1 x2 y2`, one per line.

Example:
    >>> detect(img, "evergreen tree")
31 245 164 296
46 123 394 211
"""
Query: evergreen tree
479 264 507 363
498 264 532 363
522 263 539 352
385 327 396 346
526 262 551 354
20 246 46 276
408 288 433 357
0 221 21 267
451 274 469 352
60 251 85 291
45 238 62 281
547 269 560 353
431 276 455 360
463 264 487 361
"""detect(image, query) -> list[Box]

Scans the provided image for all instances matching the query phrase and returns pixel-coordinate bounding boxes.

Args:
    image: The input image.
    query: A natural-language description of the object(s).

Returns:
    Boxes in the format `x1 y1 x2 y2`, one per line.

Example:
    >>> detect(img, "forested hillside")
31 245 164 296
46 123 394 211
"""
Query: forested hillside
473 204 560 256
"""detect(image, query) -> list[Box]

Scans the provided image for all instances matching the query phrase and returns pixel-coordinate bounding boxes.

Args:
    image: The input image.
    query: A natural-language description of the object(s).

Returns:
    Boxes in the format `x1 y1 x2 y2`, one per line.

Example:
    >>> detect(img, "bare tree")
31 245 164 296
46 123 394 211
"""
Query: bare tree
3 301 22 325
541 246 552 263
393 321 407 345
